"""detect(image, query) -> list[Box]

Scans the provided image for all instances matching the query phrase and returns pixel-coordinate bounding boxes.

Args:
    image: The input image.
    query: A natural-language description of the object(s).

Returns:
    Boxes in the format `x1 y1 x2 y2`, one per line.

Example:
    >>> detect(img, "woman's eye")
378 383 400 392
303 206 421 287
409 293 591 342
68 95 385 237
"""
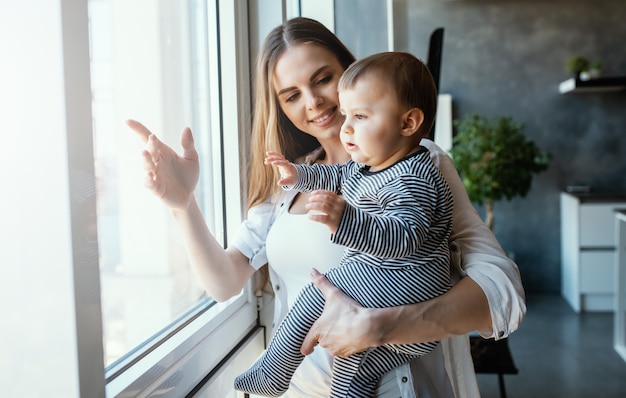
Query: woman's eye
285 93 300 103
316 75 332 86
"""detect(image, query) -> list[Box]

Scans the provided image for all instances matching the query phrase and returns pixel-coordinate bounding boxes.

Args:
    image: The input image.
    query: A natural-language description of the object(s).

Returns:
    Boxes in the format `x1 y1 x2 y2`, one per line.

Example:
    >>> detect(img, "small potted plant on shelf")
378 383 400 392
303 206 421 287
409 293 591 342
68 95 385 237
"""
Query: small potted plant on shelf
449 114 552 231
565 55 590 79
590 60 602 79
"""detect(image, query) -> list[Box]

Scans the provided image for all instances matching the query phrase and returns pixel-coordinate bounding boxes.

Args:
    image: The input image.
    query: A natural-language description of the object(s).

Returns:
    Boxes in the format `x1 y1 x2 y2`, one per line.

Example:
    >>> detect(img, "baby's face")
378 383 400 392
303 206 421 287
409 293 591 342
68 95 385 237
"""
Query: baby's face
339 74 411 171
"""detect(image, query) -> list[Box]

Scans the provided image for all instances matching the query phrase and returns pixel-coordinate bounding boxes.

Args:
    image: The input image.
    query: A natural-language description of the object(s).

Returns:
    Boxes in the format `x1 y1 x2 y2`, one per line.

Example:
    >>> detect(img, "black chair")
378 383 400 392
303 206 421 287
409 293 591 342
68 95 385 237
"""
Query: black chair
470 335 519 398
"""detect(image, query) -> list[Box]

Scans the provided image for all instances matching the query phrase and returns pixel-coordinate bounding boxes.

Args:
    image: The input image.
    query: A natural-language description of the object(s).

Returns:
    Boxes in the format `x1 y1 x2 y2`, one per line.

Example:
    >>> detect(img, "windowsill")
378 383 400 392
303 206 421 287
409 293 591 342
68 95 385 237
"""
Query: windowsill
105 293 257 397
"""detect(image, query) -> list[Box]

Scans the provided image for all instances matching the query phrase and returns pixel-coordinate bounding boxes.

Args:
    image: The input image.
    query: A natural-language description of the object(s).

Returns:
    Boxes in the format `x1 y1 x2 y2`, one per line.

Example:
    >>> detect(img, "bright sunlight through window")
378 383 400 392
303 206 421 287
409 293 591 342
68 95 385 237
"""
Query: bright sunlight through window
88 0 223 368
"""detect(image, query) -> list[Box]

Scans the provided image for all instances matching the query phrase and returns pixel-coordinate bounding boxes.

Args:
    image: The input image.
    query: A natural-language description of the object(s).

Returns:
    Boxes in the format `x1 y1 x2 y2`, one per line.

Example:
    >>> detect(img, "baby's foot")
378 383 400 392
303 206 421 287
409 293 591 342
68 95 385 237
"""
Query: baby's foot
234 364 288 397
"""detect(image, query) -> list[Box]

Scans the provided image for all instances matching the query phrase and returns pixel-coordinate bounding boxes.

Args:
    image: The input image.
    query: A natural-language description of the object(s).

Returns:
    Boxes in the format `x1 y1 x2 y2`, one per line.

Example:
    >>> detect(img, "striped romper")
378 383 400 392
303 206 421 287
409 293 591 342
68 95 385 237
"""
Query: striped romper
235 148 453 398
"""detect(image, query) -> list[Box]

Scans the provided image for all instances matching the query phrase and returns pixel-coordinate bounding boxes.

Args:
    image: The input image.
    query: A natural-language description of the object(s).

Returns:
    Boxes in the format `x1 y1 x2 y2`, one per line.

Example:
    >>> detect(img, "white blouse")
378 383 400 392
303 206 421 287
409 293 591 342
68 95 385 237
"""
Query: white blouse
232 139 527 397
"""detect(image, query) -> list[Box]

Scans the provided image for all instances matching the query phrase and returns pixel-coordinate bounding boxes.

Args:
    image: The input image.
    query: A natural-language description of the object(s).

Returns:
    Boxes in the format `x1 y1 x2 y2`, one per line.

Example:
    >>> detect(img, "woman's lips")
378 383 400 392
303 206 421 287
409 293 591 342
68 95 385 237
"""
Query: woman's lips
310 106 337 127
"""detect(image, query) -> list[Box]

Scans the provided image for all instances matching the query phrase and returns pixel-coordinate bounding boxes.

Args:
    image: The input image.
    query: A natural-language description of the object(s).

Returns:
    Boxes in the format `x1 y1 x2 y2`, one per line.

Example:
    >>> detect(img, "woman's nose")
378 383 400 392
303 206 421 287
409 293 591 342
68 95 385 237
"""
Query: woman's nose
306 91 323 109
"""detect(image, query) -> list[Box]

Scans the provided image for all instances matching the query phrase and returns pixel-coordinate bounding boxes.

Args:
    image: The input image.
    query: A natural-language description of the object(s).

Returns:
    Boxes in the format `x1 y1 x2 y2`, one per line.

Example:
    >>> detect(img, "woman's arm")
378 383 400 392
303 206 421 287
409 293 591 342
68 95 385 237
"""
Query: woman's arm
301 270 490 358
171 200 256 301
423 138 526 339
127 120 255 301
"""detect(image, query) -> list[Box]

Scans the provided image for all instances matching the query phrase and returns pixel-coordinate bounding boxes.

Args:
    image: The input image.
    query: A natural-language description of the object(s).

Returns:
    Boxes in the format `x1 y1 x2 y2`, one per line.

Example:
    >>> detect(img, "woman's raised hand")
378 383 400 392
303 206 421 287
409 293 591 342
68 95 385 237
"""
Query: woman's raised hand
127 119 199 209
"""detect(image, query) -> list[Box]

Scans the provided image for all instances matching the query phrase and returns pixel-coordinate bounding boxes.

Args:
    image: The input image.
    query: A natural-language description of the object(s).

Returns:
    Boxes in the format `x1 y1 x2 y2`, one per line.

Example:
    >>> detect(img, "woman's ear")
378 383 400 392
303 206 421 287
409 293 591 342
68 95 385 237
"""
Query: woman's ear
401 108 424 137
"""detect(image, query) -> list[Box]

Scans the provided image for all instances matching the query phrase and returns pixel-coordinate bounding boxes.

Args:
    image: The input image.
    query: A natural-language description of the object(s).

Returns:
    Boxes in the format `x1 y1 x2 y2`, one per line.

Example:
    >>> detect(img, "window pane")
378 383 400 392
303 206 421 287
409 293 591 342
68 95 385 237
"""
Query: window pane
88 0 220 368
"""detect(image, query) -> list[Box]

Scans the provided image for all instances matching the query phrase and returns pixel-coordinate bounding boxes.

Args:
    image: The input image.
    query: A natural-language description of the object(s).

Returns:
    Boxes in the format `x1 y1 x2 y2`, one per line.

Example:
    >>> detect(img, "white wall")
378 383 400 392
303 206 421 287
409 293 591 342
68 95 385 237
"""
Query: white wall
0 1 104 396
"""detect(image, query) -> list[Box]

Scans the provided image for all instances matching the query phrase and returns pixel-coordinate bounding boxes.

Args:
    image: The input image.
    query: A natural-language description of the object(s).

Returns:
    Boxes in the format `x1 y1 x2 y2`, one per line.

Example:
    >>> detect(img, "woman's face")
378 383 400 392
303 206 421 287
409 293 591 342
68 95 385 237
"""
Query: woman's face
272 44 346 142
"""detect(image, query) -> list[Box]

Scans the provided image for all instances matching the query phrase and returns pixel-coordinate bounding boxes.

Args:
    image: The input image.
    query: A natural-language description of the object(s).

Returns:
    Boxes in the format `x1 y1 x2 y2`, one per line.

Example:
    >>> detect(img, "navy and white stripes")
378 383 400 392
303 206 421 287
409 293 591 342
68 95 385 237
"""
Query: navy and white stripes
234 148 453 397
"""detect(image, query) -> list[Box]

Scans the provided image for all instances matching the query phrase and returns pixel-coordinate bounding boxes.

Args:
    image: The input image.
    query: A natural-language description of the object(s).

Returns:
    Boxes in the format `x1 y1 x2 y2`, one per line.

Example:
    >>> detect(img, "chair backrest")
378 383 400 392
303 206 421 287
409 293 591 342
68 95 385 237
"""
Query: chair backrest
427 27 444 141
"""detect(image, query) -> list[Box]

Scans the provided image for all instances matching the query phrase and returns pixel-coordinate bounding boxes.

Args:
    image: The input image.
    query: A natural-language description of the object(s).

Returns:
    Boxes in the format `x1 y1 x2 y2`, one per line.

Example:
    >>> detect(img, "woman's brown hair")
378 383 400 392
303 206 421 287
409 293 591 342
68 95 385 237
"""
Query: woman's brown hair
247 17 355 210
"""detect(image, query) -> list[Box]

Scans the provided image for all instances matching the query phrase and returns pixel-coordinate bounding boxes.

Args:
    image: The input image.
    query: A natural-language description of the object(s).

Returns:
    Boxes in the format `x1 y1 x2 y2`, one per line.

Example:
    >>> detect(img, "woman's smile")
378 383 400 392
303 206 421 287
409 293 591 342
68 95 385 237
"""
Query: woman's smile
310 106 338 126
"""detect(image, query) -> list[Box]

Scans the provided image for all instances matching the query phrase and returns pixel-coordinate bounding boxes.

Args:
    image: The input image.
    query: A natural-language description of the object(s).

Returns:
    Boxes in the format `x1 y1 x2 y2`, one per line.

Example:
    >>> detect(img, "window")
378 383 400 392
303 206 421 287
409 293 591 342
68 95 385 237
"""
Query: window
2 1 311 396
87 0 261 396
89 0 217 369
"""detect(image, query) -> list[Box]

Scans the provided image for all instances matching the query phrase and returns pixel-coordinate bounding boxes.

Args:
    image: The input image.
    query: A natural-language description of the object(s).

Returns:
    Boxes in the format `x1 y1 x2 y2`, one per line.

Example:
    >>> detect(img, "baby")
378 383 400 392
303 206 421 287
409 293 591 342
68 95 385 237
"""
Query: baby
235 51 453 398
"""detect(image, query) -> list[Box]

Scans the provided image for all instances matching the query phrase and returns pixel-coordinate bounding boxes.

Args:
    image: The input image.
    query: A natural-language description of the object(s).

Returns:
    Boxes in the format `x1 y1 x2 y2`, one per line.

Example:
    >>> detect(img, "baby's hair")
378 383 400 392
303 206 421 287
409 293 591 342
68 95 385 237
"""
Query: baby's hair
339 52 438 137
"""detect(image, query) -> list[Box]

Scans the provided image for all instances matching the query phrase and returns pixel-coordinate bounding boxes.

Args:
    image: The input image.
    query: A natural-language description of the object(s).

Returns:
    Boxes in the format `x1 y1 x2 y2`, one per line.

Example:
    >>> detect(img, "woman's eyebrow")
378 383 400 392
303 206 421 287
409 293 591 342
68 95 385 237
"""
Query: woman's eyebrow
276 65 331 96
309 65 330 82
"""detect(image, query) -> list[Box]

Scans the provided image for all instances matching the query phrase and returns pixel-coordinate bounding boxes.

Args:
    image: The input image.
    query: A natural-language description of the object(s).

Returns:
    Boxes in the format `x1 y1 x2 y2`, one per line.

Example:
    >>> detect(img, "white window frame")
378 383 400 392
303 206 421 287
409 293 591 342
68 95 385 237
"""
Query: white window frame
0 0 262 397
100 1 262 396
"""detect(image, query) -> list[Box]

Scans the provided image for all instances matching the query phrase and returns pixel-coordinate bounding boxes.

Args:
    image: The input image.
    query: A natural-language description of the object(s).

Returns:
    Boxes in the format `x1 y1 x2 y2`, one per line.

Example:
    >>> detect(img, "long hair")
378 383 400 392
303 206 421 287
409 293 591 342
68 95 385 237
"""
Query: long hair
247 17 355 209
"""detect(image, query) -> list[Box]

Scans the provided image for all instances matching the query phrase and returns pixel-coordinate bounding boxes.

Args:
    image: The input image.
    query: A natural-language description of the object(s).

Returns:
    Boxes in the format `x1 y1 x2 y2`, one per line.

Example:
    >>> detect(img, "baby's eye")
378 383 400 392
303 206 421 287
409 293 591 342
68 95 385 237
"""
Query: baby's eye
355 114 366 120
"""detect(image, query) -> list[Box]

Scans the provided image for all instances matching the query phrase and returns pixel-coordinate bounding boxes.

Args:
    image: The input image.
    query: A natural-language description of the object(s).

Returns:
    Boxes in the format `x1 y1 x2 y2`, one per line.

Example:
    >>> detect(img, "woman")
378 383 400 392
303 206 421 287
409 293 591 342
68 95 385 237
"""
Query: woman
128 17 525 397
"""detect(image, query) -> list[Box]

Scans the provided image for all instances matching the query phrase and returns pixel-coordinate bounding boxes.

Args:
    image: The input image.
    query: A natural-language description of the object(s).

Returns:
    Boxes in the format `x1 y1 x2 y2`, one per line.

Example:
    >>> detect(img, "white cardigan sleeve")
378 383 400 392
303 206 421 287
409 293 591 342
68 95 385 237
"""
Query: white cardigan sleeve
231 200 275 271
421 139 527 339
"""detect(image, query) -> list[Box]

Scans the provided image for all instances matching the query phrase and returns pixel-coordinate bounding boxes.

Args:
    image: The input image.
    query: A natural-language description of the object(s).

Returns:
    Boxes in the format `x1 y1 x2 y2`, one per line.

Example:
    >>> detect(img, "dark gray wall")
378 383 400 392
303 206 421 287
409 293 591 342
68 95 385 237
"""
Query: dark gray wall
337 0 626 293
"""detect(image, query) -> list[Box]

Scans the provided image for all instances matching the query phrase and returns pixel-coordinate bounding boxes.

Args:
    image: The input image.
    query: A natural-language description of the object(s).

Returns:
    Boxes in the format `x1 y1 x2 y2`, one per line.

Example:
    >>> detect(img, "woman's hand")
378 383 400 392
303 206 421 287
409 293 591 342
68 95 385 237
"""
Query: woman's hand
300 270 493 358
301 269 385 358
127 119 199 210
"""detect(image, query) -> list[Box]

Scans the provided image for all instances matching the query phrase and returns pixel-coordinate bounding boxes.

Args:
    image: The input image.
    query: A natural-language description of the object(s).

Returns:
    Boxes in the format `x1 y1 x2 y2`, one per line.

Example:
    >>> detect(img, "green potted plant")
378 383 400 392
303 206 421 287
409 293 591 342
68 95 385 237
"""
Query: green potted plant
449 114 552 230
590 60 603 79
565 55 589 78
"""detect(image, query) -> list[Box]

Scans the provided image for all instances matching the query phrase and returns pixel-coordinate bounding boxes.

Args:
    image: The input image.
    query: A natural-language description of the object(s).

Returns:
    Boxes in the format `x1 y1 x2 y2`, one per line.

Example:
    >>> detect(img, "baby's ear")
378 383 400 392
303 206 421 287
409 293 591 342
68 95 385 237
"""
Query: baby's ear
401 107 424 137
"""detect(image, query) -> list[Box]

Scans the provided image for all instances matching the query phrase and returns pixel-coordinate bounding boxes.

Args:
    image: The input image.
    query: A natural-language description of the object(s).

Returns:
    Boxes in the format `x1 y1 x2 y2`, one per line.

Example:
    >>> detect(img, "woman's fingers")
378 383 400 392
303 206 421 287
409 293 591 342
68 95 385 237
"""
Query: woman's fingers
301 269 329 355
141 149 156 172
126 119 152 143
180 127 198 161
147 134 162 162
143 171 156 190
301 268 362 357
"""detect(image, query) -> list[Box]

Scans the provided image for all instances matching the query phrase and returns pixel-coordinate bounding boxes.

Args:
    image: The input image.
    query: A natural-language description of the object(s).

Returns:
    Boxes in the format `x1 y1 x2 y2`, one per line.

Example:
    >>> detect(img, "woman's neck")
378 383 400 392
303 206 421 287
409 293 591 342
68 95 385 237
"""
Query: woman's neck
317 138 350 165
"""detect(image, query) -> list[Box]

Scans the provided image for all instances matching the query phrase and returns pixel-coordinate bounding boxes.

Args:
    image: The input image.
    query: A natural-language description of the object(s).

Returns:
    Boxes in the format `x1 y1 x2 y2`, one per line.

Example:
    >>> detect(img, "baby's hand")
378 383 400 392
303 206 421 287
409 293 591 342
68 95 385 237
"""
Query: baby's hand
264 151 297 186
306 190 345 234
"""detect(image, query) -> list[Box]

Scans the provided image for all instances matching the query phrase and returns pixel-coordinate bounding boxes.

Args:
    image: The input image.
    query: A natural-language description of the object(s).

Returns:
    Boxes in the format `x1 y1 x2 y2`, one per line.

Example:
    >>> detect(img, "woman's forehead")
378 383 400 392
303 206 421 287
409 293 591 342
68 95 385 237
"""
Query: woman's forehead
273 44 341 88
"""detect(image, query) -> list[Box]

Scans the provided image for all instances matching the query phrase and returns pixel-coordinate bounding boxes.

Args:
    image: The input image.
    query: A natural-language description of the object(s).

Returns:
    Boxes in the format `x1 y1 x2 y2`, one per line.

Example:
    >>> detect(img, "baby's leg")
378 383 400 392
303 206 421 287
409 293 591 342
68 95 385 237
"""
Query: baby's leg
329 342 439 397
321 263 448 397
330 349 417 398
234 282 325 396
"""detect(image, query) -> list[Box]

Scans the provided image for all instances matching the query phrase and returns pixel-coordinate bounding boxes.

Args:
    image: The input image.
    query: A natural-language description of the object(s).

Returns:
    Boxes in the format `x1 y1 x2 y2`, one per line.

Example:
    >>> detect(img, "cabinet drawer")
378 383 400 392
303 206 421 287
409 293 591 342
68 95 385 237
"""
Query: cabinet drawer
580 203 623 247
580 251 615 293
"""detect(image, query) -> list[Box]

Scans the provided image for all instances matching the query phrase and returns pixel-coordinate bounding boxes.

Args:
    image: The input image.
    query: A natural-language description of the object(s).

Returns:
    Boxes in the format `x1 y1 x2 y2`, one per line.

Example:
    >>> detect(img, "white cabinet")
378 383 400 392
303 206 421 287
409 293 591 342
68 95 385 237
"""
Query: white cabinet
561 192 626 312
615 210 626 362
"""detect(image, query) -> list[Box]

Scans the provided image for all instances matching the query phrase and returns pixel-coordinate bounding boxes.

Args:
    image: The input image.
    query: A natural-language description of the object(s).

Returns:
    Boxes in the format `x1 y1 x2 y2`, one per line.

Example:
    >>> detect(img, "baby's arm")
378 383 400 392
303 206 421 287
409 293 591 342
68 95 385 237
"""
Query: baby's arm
265 151 344 192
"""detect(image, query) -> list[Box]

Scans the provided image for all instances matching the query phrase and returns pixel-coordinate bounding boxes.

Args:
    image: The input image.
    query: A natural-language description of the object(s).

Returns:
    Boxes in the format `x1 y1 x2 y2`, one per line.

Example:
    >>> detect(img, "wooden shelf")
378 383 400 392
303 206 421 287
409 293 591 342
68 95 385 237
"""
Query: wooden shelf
559 76 626 94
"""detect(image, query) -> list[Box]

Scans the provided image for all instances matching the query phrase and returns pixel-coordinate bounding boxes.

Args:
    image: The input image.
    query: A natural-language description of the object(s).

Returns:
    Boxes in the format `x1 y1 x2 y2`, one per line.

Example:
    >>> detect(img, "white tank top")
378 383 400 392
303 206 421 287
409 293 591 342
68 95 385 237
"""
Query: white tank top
266 209 345 308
